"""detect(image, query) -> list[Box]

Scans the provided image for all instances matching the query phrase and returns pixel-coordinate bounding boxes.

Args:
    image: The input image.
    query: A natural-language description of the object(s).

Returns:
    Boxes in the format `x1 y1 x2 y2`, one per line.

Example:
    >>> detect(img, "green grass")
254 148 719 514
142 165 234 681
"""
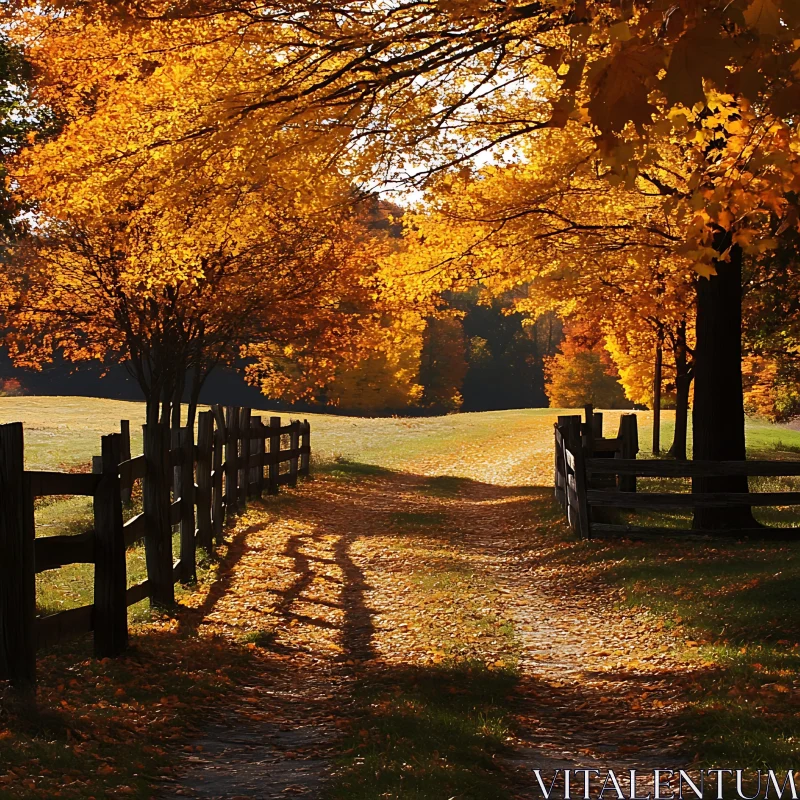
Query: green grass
329 662 517 800
418 475 470 497
562 536 800 767
317 457 395 480
35 530 210 619
328 561 519 800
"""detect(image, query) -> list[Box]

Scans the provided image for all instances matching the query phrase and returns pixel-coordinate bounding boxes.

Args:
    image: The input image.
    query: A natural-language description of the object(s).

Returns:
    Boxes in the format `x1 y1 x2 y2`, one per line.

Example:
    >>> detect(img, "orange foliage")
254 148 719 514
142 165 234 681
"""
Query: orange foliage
544 324 631 410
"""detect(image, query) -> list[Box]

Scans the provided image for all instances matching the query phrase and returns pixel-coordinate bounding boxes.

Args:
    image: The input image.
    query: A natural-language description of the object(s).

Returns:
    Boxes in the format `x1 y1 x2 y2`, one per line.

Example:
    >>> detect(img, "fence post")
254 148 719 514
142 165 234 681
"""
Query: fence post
178 425 196 584
224 406 239 515
196 411 213 553
170 426 181 498
251 416 264 498
592 412 603 439
300 420 311 477
93 433 128 658
289 420 300 488
563 416 582 532
120 419 132 505
582 404 595 455
143 423 174 608
239 407 251 507
268 416 281 494
554 421 568 509
212 424 224 544
617 414 639 493
0 423 36 690
569 425 592 540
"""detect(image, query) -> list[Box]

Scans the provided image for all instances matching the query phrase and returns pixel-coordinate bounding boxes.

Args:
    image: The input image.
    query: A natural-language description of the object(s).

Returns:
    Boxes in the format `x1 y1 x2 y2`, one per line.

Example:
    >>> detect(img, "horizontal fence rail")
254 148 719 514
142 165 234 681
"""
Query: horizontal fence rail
587 458 800 478
0 407 312 689
554 405 800 542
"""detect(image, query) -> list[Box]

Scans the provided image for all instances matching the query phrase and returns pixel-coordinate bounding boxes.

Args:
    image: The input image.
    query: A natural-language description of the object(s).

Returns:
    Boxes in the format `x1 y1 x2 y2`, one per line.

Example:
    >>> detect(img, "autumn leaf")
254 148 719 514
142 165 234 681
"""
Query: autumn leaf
743 0 783 36
661 23 735 107
587 43 664 134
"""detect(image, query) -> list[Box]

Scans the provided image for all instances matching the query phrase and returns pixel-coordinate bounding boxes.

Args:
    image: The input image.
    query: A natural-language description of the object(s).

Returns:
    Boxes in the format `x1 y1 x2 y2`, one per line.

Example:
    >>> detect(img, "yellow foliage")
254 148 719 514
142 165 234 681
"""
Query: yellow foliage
326 314 426 412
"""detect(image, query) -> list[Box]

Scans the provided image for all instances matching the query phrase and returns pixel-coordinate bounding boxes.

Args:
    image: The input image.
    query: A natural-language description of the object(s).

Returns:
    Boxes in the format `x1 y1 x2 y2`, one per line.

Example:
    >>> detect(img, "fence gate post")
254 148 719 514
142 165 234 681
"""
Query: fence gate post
555 416 573 510
582 404 595 455
563 416 582 533
289 420 300 488
170 427 181 499
94 433 128 658
224 406 239 515
196 411 213 553
238 408 251 507
268 416 281 494
143 423 174 608
0 423 36 690
300 420 311 477
178 426 196 584
119 420 132 505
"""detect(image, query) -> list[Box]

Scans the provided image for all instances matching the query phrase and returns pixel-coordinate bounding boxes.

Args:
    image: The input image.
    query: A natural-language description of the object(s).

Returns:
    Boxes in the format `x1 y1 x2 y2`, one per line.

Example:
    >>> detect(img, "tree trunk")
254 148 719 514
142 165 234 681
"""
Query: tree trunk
159 379 172 428
670 372 691 462
668 319 692 461
692 242 757 528
146 393 160 429
171 371 185 432
652 330 663 455
186 365 204 430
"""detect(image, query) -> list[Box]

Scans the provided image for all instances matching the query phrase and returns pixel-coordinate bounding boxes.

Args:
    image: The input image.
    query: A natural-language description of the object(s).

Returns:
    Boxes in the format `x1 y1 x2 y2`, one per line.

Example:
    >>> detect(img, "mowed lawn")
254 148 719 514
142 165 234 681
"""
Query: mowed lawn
4 395 800 475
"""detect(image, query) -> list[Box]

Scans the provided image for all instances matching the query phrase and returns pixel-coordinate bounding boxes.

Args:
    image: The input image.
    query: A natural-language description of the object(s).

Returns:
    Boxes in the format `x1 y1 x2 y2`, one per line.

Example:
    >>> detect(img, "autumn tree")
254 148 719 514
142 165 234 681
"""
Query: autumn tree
10 0 800 528
324 312 425 412
7 11 387 426
545 324 630 410
9 183 381 427
418 315 468 412
393 125 697 454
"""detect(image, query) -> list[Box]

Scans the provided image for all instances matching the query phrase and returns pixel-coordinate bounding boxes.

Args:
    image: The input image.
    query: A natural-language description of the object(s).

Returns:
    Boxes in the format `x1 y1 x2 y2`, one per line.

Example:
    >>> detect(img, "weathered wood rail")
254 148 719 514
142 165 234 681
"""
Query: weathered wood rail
555 406 800 541
0 406 311 689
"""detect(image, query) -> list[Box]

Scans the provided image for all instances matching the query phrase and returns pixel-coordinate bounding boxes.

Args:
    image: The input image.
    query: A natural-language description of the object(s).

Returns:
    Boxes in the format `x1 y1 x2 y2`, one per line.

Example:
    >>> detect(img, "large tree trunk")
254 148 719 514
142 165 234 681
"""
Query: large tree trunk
692 243 758 528
146 395 160 429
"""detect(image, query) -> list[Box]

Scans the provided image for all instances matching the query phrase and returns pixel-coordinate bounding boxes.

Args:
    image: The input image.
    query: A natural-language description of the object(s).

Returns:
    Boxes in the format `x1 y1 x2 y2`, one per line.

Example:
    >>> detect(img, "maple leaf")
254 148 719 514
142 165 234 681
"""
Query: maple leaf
587 43 664 134
743 0 782 36
661 22 736 107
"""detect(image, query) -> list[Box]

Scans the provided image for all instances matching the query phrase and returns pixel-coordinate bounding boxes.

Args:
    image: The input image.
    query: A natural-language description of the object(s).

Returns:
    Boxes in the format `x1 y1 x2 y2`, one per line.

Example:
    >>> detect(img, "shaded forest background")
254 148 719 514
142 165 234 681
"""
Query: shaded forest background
0 296 567 415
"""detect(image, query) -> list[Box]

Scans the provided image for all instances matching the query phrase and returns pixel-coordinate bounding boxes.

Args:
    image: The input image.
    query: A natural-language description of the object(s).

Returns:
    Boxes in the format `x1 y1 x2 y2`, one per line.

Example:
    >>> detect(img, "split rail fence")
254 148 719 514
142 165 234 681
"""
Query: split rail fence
555 405 800 540
0 406 310 689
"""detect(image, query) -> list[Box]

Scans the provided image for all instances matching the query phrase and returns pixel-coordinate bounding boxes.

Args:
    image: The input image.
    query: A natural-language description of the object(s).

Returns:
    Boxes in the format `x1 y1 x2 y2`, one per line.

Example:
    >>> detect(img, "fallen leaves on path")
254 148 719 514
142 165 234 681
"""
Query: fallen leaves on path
2 457 705 799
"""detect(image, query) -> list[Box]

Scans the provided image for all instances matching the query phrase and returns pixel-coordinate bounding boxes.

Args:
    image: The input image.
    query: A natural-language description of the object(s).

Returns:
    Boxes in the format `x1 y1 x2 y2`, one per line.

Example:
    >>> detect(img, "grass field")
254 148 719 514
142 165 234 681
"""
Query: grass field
4 396 800 474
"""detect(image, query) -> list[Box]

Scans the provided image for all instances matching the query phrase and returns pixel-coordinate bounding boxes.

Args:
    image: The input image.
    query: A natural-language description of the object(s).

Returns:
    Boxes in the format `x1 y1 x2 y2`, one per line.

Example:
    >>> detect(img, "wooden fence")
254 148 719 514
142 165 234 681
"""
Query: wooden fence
0 406 311 689
555 405 800 540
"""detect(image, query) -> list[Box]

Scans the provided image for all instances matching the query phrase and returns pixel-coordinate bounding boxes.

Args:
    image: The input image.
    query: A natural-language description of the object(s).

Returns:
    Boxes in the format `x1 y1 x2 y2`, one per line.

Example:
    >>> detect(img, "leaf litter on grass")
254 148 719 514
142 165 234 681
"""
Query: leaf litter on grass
5 407 793 798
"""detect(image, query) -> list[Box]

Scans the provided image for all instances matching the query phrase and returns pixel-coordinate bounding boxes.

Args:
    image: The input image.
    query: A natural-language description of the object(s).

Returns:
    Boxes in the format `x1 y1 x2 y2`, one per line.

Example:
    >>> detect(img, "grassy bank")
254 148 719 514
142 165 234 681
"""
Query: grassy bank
554 535 800 767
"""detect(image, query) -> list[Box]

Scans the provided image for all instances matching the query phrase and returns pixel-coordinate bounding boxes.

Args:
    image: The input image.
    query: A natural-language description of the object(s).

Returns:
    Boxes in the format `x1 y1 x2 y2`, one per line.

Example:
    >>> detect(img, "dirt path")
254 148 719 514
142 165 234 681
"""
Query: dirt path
158 461 692 799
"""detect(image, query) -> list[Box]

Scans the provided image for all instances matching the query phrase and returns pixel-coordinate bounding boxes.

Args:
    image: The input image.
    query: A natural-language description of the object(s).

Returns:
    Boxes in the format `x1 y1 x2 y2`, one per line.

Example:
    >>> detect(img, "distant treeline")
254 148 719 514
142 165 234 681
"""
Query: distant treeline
0 293 565 416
